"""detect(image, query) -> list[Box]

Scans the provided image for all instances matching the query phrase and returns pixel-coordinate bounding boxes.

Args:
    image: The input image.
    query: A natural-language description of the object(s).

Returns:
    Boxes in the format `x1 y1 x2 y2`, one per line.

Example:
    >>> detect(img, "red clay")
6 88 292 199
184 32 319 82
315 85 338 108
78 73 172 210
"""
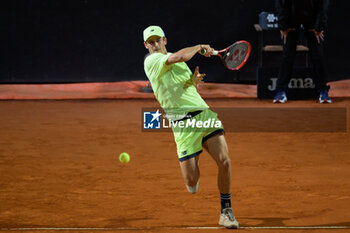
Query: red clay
0 98 350 233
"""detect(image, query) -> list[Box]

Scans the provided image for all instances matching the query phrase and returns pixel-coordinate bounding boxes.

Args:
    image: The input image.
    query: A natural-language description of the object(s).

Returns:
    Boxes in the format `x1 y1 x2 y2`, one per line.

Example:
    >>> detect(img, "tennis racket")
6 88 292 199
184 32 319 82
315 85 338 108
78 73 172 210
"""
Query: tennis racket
201 40 251 71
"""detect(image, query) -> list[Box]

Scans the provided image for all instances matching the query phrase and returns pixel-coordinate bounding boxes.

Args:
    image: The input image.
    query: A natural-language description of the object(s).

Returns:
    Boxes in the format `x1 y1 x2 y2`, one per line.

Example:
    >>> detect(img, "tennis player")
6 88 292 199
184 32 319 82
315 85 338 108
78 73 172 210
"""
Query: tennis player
143 25 239 229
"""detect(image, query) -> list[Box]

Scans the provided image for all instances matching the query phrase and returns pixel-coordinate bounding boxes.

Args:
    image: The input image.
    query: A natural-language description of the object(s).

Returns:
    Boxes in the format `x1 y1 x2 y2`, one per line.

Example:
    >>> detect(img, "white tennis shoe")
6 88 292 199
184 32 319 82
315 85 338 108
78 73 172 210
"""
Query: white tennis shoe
218 208 239 229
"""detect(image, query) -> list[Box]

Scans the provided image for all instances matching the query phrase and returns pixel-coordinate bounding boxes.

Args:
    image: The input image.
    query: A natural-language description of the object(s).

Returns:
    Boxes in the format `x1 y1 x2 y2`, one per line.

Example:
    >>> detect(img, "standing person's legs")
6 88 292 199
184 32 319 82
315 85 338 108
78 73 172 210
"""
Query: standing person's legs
276 30 299 91
306 30 328 91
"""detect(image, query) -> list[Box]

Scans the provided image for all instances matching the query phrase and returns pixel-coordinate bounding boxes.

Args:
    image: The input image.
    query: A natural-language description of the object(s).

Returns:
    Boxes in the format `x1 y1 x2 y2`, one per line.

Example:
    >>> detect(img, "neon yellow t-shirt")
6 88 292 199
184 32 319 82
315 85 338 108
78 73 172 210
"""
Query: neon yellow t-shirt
144 52 208 121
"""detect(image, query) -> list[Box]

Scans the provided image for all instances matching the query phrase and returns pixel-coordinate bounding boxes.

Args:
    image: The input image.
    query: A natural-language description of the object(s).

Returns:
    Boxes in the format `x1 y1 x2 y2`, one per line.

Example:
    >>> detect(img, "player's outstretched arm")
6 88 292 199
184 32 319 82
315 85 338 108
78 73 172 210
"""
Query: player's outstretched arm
166 44 213 65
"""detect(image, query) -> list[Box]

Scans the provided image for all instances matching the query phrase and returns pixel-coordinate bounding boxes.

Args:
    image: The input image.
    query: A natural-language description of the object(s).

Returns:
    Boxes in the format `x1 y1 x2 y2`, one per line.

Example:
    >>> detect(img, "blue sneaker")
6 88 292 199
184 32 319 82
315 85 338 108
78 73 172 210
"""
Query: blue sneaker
319 89 332 103
273 90 287 103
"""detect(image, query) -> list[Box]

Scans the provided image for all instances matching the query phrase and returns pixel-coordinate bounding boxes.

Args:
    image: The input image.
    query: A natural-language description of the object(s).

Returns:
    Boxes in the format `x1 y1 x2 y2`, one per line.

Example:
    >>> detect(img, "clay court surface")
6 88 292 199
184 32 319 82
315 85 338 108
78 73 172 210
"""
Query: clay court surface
1 98 350 233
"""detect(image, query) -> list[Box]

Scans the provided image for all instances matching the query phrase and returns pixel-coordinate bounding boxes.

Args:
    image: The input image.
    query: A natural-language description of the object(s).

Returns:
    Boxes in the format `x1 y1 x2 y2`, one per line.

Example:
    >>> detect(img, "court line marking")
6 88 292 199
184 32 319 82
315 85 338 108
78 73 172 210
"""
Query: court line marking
1 226 350 231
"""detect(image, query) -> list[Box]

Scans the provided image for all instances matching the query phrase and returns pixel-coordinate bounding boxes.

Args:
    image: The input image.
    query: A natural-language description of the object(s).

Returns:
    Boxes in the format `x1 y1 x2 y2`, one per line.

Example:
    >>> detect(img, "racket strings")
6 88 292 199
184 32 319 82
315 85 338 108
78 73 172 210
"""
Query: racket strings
224 44 249 69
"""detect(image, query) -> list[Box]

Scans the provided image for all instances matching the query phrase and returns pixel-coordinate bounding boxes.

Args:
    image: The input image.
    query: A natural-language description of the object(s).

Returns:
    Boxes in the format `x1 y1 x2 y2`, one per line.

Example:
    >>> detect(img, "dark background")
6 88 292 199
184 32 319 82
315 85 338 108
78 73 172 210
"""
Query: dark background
0 0 349 84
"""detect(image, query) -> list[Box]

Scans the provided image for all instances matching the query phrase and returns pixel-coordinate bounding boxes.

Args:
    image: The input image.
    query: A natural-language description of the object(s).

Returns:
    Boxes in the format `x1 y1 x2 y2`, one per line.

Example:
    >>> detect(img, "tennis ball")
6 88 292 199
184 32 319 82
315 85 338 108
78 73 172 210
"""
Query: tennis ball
119 152 130 163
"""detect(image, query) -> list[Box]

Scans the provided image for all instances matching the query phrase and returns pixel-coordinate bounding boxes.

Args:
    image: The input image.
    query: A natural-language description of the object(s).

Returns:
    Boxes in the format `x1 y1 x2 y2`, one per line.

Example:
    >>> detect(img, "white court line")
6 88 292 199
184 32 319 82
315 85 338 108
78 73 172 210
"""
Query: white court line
241 226 350 229
1 226 350 231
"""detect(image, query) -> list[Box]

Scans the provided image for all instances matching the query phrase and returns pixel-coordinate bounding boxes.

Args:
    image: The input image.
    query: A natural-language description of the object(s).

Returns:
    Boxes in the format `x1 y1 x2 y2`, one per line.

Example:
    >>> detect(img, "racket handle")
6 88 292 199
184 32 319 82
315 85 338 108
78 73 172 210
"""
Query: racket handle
200 49 219 56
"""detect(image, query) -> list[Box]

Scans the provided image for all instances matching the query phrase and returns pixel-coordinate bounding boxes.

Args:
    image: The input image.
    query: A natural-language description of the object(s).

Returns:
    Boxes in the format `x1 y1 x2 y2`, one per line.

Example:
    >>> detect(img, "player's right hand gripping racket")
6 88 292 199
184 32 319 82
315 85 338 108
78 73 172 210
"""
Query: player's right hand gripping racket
201 40 251 71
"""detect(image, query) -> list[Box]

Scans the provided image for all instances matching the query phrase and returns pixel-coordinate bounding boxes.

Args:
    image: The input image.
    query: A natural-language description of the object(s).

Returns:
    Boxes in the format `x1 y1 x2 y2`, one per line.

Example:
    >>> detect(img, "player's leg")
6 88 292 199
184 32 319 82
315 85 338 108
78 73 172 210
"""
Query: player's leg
179 155 200 194
174 124 203 194
203 132 238 229
202 133 231 196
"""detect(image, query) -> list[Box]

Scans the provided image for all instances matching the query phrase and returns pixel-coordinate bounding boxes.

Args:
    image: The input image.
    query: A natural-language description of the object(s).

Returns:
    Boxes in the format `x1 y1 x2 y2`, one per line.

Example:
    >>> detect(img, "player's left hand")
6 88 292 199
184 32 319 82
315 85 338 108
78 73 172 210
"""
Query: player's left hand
184 66 205 89
191 66 205 88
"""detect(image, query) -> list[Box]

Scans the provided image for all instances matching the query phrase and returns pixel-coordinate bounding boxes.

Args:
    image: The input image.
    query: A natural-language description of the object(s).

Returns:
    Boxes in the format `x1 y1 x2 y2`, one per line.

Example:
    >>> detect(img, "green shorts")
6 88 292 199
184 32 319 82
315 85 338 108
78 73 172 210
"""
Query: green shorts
171 109 224 162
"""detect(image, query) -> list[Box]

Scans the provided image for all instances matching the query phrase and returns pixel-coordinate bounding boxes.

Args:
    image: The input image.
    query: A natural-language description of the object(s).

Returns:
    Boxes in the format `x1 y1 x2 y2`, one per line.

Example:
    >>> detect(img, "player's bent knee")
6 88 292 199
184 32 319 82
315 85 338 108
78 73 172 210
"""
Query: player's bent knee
184 174 199 187
217 158 231 174
186 180 200 194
